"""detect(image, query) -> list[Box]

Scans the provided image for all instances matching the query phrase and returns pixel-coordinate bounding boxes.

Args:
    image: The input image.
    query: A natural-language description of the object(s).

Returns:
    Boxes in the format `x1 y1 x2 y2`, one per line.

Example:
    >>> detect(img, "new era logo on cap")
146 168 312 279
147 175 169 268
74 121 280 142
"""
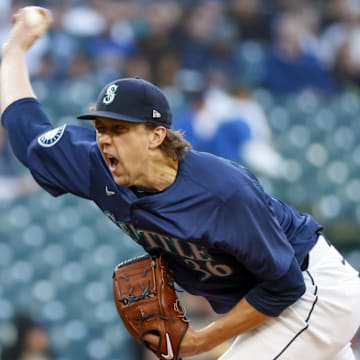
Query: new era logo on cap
152 109 161 118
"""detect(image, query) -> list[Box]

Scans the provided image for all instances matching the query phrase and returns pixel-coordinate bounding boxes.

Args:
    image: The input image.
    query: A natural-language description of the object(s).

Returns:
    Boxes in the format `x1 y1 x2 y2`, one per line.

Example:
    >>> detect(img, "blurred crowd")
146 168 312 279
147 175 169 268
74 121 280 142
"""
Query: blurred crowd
2 0 360 198
2 0 360 92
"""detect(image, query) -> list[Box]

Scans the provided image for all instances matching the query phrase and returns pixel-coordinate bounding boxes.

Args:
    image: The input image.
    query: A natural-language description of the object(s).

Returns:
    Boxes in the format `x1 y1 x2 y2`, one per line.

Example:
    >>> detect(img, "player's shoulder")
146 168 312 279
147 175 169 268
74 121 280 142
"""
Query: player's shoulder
182 150 258 199
184 150 251 178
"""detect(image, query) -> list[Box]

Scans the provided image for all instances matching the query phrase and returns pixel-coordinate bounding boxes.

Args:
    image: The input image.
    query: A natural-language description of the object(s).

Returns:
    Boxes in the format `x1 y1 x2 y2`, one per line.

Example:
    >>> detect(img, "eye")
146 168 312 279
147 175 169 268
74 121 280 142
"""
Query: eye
112 125 127 134
95 126 105 134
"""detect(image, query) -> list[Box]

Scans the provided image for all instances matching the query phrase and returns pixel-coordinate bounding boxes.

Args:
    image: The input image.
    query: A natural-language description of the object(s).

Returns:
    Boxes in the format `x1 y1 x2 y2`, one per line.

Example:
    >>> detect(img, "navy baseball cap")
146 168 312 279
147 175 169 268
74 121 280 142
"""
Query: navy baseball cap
77 77 172 128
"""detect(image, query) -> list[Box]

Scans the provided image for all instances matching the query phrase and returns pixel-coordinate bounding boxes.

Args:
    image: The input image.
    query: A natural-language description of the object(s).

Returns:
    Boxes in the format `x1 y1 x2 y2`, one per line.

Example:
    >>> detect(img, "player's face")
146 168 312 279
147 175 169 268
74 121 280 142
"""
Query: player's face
94 118 154 187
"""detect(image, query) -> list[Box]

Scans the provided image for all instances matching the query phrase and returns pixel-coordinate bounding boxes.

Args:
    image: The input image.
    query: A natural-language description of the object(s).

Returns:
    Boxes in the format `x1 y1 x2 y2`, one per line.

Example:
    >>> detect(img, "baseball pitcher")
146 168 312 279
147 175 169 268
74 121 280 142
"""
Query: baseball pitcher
1 6 360 360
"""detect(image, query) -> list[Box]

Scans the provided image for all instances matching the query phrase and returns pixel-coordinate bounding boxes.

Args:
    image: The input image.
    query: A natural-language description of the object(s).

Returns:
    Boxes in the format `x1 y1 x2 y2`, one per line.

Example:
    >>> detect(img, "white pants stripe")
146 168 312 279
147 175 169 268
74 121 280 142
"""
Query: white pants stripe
272 269 319 359
219 236 360 360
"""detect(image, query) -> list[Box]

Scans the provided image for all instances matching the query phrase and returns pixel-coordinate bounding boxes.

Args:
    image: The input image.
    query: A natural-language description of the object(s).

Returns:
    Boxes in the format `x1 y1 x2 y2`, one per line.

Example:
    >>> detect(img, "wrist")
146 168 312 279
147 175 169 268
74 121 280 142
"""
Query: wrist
180 326 215 357
2 42 28 57
195 325 219 354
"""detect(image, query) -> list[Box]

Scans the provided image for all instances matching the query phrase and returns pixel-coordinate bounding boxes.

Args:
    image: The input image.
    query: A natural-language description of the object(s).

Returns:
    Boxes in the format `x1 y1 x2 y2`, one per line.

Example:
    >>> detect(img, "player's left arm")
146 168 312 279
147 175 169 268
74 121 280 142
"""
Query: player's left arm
145 257 305 357
180 297 270 357
146 220 305 356
177 257 304 357
176 178 306 357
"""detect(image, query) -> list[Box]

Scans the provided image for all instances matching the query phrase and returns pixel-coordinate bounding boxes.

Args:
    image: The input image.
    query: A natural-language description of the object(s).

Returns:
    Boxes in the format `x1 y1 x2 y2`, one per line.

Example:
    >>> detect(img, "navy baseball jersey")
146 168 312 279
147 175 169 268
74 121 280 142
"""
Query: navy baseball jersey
2 98 323 316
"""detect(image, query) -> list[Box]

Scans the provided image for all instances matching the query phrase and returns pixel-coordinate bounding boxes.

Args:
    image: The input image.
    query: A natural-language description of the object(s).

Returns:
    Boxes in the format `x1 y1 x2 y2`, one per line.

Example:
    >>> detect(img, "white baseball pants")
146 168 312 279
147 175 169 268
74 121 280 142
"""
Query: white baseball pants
219 235 360 360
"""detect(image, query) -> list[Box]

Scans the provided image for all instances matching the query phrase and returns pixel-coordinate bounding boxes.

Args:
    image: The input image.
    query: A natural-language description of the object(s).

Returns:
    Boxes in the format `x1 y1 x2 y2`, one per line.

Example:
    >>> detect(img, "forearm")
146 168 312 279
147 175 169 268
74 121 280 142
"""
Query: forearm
196 297 271 353
0 46 36 113
186 259 306 356
0 6 52 114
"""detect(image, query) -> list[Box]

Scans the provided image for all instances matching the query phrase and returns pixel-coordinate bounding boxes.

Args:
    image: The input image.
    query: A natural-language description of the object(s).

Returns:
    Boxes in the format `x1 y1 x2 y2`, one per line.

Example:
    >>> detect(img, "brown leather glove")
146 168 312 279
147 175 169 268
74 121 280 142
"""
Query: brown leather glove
113 254 189 360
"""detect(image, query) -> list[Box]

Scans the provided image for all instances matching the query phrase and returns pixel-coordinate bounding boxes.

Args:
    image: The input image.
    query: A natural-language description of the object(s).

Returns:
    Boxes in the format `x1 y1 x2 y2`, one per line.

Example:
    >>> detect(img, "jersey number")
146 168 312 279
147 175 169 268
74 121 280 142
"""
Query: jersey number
184 259 233 281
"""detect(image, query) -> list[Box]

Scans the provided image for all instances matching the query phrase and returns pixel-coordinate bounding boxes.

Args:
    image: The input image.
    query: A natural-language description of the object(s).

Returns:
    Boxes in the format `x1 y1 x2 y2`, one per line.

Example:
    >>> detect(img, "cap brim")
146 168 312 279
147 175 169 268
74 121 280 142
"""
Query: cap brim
77 111 145 124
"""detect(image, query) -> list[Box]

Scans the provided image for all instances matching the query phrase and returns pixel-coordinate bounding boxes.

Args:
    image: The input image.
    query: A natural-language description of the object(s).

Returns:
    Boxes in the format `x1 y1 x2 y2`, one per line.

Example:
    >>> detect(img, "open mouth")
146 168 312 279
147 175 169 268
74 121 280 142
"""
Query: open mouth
108 155 119 170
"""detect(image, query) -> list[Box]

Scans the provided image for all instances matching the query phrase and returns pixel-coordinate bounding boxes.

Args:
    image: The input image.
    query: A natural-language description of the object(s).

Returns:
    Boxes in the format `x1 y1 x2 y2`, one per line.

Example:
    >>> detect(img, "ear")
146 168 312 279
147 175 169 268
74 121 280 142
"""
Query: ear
148 126 167 149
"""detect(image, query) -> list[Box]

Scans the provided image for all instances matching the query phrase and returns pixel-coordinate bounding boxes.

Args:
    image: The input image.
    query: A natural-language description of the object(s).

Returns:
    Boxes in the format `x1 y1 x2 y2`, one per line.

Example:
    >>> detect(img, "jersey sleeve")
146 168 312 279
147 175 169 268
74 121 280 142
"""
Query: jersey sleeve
2 97 96 198
208 177 306 315
27 124 96 198
1 98 53 166
210 184 295 280
245 257 305 316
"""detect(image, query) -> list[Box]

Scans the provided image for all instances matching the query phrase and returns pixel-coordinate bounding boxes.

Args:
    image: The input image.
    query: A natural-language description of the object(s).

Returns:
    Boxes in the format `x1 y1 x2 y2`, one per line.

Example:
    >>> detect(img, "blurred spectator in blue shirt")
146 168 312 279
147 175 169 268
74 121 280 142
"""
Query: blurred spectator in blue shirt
262 13 337 94
173 71 285 175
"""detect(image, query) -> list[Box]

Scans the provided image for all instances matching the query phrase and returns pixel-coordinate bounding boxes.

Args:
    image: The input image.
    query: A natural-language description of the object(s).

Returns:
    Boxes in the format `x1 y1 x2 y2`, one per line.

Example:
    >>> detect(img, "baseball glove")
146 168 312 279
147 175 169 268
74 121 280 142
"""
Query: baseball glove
113 254 189 360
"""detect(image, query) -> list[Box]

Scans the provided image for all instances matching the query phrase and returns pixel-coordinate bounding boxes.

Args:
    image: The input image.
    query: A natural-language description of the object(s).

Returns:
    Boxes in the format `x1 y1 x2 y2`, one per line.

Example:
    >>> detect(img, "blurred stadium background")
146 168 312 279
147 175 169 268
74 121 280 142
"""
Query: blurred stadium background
0 0 360 359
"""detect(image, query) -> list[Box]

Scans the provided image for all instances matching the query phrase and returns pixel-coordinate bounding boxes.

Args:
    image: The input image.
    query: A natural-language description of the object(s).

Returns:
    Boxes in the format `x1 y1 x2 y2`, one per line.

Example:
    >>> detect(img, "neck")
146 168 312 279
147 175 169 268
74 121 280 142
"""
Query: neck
137 153 178 192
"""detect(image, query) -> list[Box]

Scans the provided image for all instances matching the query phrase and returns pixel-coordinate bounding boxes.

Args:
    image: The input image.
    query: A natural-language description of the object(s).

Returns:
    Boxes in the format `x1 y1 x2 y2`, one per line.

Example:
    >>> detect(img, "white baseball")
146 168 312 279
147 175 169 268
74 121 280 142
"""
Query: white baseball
24 7 46 33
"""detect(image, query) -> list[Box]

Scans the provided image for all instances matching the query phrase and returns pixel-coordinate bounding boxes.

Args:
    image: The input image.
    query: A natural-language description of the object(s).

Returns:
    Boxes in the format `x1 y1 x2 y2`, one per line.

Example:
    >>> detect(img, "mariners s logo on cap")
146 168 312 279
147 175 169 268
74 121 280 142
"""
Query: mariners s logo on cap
103 84 118 105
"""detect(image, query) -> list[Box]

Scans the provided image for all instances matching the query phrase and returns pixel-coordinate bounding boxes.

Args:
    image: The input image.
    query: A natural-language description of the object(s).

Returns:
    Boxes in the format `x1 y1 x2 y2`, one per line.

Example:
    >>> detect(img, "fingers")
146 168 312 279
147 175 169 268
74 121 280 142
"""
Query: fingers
29 6 53 28
11 13 19 25
142 333 159 352
3 6 52 54
20 6 53 35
